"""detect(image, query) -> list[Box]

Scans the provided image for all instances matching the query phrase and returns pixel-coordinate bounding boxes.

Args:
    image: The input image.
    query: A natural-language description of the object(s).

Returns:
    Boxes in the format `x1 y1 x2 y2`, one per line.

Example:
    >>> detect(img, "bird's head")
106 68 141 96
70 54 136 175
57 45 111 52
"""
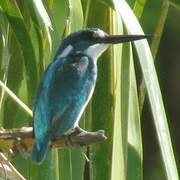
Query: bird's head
56 28 148 60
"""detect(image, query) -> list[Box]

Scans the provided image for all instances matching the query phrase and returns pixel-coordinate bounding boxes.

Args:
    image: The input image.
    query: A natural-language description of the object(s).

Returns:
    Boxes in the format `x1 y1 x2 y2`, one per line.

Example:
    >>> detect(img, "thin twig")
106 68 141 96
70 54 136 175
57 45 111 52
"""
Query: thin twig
0 153 26 180
0 80 33 117
0 160 7 180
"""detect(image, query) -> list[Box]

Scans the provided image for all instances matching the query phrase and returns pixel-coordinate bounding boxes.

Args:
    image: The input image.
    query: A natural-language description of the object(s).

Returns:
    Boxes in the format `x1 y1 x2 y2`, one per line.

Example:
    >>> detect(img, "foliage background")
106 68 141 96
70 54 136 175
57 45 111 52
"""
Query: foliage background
0 0 179 179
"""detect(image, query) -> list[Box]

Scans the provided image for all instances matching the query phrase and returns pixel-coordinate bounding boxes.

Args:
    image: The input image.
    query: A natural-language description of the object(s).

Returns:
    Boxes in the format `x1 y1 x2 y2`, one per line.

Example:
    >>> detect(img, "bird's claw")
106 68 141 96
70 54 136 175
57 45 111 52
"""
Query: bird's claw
65 127 87 148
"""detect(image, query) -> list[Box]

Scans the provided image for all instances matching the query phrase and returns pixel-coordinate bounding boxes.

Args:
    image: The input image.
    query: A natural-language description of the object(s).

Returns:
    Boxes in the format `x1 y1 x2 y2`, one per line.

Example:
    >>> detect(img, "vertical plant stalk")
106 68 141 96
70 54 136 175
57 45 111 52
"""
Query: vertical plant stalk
64 0 73 35
133 0 147 18
139 0 170 113
127 45 143 180
32 0 52 29
113 0 179 179
83 0 91 28
32 0 53 49
110 9 127 180
0 15 10 111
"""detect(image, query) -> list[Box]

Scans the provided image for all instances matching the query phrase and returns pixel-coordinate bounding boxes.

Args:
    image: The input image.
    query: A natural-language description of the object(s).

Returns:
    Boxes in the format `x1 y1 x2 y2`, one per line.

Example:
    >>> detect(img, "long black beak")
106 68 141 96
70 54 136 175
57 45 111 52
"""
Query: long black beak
97 34 150 44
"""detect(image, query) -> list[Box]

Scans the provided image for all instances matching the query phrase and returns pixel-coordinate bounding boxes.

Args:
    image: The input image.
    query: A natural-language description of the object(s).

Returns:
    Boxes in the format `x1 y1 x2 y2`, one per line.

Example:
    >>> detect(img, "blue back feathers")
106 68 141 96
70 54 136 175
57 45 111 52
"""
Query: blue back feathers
32 51 97 163
31 28 148 163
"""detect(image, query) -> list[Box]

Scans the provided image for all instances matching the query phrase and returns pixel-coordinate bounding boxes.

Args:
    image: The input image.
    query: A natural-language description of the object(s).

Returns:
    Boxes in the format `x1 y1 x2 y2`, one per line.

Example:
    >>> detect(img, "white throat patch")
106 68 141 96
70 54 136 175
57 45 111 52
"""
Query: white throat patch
84 44 109 60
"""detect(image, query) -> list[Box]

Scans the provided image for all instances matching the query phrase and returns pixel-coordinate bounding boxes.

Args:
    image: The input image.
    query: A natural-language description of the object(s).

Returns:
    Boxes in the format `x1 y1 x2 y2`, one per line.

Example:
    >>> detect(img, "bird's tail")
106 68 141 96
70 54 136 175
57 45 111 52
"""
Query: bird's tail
32 137 50 164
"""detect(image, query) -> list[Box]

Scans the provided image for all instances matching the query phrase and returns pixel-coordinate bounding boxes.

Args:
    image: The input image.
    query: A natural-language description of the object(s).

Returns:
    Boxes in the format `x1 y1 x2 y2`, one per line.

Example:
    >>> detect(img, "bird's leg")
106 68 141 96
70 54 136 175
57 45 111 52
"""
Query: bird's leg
65 126 87 147
74 126 87 136
65 127 90 162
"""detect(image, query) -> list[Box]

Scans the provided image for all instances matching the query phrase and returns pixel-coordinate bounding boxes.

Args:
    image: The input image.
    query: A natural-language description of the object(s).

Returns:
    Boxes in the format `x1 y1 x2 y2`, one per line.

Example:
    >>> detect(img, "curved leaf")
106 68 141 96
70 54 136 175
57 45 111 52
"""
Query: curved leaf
113 0 179 179
1 0 38 105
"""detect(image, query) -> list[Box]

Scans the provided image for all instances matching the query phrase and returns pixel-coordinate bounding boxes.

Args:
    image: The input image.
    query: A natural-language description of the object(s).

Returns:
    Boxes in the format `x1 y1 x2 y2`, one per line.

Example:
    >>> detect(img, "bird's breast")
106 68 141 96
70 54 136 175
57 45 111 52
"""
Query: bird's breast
50 57 97 115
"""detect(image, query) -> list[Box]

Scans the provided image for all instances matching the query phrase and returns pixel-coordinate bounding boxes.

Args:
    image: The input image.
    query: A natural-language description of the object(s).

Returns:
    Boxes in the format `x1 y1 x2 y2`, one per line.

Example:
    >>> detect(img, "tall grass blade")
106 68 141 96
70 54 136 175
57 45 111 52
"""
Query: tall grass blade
1 0 38 105
127 45 142 180
139 0 169 114
113 0 179 179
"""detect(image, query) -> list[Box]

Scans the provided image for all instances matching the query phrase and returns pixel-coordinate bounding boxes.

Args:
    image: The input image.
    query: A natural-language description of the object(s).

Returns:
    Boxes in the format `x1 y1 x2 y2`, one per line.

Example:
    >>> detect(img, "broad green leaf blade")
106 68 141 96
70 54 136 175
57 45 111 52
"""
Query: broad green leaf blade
127 46 142 180
120 40 131 175
1 0 38 105
47 0 68 55
59 149 72 180
66 0 84 32
150 0 169 59
3 33 26 128
97 0 114 8
113 0 179 179
133 0 147 18
22 1 46 76
32 0 52 48
0 12 10 118
32 0 52 29
110 10 126 180
139 1 169 114
59 149 85 180
29 150 59 180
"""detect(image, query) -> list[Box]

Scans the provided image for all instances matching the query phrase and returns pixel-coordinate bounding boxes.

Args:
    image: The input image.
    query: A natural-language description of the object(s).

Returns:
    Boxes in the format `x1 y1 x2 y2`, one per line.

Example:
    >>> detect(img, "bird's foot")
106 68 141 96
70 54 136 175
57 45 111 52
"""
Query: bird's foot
65 127 87 148
74 126 87 135
64 128 107 148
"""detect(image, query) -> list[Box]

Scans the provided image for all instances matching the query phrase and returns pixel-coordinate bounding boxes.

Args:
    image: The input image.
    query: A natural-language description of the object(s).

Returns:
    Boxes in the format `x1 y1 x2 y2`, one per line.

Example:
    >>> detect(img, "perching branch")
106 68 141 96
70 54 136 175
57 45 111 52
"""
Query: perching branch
0 127 107 153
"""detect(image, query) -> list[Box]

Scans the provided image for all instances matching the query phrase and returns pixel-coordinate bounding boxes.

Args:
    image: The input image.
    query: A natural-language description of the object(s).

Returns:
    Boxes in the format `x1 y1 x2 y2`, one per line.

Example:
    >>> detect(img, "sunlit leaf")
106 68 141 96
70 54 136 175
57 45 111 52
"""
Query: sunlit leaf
110 10 126 180
1 0 38 105
113 0 179 179
127 45 142 180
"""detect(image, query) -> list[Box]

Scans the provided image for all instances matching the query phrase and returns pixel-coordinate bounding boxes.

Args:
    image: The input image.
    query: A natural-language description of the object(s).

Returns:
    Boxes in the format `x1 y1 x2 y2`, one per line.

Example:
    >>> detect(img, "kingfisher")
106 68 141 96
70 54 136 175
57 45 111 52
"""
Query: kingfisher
32 28 148 163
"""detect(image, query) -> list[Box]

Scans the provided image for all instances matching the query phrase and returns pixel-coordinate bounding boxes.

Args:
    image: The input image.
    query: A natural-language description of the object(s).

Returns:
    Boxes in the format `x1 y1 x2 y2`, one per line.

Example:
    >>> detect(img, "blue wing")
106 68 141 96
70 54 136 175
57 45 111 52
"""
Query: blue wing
32 54 96 163
49 55 96 137
32 60 62 163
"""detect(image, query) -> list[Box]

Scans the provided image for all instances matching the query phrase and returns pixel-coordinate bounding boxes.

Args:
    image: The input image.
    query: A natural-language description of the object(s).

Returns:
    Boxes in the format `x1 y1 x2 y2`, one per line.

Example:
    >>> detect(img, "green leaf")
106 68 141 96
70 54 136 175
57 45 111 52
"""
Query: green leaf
113 0 179 179
139 0 169 114
66 0 84 32
110 11 127 180
150 0 169 59
47 0 68 53
133 0 147 18
127 45 142 180
32 0 52 29
29 150 59 180
31 0 52 49
97 0 114 8
3 32 24 128
1 0 38 105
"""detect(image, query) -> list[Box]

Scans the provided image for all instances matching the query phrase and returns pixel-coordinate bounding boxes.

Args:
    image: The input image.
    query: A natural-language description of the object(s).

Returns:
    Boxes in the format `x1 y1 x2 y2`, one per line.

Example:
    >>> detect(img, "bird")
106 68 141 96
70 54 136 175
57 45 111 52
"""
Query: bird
32 28 148 163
